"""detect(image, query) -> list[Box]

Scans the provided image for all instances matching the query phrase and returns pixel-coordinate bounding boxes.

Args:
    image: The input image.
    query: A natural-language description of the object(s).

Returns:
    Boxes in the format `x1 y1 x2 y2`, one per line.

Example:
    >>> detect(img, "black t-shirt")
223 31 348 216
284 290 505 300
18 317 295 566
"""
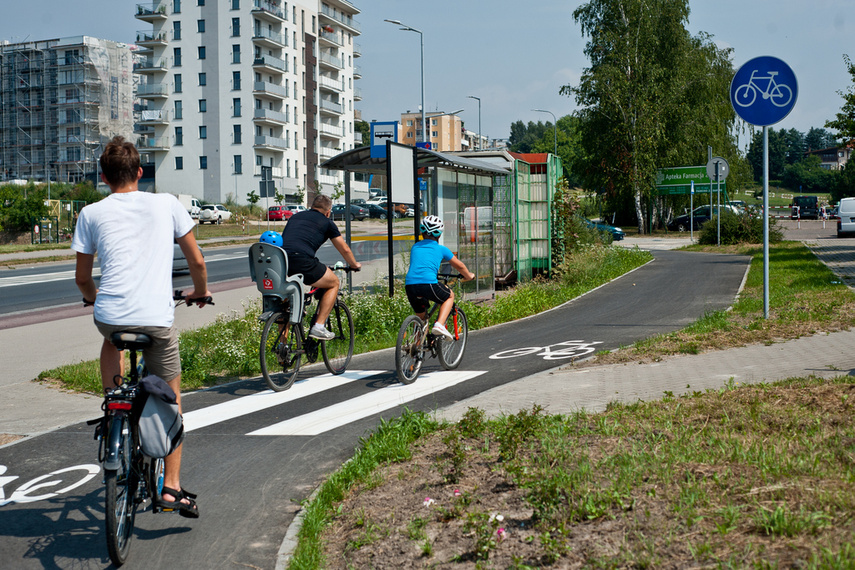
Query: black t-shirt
281 209 341 257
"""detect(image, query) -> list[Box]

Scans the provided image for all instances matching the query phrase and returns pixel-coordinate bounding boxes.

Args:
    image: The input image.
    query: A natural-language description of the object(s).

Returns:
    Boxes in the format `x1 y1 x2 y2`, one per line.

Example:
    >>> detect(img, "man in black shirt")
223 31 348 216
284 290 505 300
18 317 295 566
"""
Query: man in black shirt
281 194 361 339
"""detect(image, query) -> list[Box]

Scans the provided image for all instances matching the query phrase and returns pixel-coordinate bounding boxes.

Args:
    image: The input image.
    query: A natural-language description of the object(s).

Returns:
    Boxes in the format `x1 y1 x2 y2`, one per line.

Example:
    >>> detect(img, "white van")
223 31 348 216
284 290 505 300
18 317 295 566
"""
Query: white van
838 197 855 237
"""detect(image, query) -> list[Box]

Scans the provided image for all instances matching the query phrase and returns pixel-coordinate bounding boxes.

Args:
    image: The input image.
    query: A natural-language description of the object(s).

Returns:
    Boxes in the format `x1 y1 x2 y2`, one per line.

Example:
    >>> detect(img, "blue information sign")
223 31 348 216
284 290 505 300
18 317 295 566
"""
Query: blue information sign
730 56 797 126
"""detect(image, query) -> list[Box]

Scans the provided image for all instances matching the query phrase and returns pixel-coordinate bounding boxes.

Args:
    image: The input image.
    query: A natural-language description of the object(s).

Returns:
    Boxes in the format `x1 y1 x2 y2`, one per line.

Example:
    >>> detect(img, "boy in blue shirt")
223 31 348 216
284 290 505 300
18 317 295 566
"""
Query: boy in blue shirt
405 215 475 339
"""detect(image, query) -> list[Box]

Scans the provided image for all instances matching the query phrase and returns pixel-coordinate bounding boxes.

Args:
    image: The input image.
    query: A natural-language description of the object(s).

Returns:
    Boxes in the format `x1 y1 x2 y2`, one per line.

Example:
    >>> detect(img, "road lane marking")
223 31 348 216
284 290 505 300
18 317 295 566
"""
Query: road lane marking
183 370 384 432
247 370 487 436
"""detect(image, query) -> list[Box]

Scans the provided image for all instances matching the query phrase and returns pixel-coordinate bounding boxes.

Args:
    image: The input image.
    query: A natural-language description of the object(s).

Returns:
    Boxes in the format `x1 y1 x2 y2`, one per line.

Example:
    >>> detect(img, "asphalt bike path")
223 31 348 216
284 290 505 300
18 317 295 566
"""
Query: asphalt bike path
0 249 750 569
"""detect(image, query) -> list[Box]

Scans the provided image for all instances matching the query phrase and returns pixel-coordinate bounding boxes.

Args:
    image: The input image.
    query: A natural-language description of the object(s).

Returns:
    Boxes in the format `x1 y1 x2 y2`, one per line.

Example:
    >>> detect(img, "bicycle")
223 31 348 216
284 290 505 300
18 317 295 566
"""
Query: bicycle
395 273 469 385
88 291 212 567
733 69 793 108
258 261 358 391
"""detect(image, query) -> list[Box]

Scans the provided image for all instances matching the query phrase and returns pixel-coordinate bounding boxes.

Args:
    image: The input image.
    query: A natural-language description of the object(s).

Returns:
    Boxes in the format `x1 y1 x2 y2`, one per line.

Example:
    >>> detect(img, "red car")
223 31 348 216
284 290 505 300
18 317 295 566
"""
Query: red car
267 206 293 221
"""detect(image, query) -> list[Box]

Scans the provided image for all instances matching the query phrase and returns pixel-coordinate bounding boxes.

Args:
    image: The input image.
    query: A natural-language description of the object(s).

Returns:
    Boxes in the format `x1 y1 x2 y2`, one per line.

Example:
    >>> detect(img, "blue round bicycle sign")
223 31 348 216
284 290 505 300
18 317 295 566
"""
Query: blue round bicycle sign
730 56 797 126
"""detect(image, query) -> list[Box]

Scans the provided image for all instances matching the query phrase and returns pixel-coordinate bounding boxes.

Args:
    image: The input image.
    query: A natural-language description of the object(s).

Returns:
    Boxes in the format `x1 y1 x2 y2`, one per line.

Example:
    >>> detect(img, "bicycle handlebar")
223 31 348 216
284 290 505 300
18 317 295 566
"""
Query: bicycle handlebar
331 262 360 272
173 290 215 306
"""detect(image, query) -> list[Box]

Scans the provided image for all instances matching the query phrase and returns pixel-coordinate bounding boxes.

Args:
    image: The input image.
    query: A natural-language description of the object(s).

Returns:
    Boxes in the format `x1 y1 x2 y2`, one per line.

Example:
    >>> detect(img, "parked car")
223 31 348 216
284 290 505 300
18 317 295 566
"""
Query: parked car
267 206 293 221
837 198 855 237
584 218 625 241
377 202 409 217
366 203 395 219
286 205 307 215
331 203 368 221
172 243 204 274
199 204 232 224
667 205 739 232
827 206 839 220
791 195 820 219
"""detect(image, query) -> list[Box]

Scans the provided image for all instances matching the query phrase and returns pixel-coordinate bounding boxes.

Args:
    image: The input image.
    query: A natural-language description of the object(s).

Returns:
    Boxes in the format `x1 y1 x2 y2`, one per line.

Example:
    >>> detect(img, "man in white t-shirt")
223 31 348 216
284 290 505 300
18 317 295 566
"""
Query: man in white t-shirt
72 136 210 519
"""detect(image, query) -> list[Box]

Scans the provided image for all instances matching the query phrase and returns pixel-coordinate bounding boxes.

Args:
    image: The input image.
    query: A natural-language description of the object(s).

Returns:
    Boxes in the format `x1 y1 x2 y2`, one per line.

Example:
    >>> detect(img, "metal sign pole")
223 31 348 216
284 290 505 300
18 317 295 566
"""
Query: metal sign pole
690 181 694 241
716 162 721 246
763 126 770 319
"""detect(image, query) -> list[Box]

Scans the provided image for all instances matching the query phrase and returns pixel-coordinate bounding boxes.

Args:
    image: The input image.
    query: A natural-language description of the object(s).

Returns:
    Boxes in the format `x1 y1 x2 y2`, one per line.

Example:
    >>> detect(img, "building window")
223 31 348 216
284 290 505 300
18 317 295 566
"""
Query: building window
432 131 438 138
197 19 205 33
233 97 242 116
173 0 181 13
231 0 239 8
198 46 206 59
286 159 291 177
233 124 242 143
198 99 206 112
175 126 183 145
406 131 413 138
199 125 207 139
431 119 437 126
198 72 206 85
232 17 240 37
174 73 182 92
173 47 182 67
233 71 241 90
175 156 183 170
174 100 183 119
173 21 181 40
200 156 208 169
197 0 204 5
256 155 263 166
234 155 242 174
232 44 240 63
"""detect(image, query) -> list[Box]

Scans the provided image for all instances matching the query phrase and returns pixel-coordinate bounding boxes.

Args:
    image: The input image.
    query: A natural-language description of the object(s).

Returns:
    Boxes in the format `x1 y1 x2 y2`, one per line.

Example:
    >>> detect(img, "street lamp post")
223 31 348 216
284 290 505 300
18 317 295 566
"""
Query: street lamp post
467 95 481 151
384 19 425 144
532 108 557 156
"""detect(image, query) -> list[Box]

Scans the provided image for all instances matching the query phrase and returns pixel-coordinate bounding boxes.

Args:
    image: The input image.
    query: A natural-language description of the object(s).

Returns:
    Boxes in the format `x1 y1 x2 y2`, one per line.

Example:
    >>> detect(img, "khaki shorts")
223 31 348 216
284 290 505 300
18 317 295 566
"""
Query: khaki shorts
95 320 182 382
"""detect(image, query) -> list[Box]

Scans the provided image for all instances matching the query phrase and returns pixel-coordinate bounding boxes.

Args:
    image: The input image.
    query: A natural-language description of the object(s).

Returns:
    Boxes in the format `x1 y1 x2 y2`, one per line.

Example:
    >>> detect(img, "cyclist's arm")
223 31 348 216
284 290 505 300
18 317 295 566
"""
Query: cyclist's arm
449 255 475 282
75 252 98 303
176 230 212 304
329 235 361 270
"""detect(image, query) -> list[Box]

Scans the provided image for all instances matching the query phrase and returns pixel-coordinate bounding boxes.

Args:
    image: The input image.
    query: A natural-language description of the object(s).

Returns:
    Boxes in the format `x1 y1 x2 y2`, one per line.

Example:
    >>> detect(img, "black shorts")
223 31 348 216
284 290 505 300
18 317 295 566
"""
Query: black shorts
285 251 327 285
405 283 451 314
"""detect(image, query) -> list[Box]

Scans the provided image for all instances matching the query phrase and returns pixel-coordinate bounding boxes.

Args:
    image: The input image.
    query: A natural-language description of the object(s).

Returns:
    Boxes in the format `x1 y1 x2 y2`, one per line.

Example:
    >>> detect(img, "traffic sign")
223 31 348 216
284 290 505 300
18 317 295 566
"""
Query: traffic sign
706 157 729 182
370 121 398 158
730 56 797 126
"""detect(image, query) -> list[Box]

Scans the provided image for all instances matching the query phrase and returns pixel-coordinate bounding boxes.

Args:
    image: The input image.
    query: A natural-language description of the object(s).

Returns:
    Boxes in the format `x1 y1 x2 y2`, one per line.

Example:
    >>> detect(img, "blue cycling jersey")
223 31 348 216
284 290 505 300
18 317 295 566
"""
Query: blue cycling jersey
405 239 453 285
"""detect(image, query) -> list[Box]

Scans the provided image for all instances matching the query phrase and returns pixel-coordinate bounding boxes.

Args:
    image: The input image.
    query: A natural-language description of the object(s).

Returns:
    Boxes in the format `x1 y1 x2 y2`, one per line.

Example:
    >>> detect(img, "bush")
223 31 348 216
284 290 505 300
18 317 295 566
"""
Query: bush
698 211 783 245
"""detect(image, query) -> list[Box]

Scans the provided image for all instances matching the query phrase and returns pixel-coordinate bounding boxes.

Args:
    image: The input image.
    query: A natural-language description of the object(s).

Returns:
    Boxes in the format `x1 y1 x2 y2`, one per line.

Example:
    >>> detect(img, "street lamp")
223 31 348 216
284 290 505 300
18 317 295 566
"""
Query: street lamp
467 95 481 151
532 108 557 156
384 19 426 144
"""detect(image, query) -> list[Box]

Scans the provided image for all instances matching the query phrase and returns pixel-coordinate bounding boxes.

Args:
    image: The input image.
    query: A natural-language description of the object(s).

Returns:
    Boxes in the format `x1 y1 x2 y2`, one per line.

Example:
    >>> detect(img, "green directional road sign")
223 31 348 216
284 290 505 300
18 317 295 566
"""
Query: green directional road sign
656 165 724 195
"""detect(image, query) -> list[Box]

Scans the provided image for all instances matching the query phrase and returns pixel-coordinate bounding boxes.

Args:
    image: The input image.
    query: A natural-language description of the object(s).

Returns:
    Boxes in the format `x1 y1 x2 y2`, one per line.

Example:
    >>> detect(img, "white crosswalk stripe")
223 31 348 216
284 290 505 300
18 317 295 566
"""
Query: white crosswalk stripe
247 370 486 436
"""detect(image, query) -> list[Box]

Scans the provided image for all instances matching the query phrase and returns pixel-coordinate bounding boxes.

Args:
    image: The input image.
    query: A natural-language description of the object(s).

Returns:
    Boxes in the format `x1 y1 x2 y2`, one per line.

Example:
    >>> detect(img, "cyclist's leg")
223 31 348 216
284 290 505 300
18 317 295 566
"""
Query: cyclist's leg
311 267 339 325
94 320 126 390
436 289 455 326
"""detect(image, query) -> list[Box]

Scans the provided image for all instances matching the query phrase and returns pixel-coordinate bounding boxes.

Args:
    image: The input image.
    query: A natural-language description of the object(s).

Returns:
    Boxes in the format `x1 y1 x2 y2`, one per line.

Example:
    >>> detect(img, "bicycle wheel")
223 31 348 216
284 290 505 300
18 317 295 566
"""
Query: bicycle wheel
260 311 303 391
395 315 425 385
104 416 137 567
321 300 354 375
438 307 469 370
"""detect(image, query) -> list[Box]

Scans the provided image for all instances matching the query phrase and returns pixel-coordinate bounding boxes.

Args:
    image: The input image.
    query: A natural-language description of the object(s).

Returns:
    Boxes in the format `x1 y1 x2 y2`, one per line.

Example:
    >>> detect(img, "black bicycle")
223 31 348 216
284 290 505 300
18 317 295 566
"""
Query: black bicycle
395 273 469 384
260 262 358 391
89 292 212 567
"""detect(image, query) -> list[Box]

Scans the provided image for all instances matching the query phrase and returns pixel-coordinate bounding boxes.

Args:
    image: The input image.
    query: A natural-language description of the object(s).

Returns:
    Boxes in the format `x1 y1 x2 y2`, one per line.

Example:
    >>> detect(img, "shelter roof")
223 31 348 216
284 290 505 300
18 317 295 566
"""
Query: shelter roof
320 146 510 175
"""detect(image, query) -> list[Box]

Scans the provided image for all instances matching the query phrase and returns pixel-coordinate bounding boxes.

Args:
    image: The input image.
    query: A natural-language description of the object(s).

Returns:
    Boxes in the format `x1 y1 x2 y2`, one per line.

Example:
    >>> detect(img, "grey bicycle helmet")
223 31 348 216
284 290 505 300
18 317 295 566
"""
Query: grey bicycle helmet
420 215 444 238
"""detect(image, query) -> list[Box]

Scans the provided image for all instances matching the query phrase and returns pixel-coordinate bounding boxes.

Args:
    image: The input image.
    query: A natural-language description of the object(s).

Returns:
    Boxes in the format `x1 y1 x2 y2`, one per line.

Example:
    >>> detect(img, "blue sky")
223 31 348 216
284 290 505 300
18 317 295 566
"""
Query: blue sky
2 0 851 147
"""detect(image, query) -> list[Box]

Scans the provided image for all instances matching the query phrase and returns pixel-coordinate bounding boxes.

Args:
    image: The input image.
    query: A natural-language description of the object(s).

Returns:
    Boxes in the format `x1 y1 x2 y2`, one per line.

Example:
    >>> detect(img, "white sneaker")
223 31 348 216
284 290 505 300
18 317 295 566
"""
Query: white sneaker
309 324 335 341
431 322 453 341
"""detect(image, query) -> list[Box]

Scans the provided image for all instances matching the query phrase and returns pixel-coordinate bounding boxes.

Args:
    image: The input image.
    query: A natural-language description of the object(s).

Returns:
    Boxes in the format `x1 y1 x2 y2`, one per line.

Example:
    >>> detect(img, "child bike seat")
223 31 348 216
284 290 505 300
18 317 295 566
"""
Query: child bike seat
248 242 305 324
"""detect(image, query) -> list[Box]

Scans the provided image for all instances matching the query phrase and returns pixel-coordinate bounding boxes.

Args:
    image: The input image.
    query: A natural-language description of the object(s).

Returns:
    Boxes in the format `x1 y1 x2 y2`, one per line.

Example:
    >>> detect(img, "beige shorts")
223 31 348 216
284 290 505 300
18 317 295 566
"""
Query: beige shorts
95 320 182 382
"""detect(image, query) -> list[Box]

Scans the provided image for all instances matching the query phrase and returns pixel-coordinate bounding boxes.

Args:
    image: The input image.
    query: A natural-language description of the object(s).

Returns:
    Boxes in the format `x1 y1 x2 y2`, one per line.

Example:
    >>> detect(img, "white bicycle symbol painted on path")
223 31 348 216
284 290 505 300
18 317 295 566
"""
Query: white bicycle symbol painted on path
0 463 100 507
489 340 603 361
733 69 793 108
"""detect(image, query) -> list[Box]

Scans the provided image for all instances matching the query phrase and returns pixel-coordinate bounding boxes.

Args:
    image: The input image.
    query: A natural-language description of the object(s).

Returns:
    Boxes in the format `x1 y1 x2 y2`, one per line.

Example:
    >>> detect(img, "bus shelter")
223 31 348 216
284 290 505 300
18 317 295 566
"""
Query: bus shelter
321 146 508 299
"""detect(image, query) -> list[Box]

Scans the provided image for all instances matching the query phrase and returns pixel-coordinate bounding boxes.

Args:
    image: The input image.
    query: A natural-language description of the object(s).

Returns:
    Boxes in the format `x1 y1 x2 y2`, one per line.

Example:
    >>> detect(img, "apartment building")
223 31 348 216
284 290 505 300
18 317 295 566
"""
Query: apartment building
399 111 463 152
0 36 134 183
134 0 362 205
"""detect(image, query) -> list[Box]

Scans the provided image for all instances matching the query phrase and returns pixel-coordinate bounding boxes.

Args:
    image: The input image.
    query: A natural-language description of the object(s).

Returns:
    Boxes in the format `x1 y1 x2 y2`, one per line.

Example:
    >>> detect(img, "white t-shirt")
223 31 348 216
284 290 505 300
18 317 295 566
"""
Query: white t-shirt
71 192 196 327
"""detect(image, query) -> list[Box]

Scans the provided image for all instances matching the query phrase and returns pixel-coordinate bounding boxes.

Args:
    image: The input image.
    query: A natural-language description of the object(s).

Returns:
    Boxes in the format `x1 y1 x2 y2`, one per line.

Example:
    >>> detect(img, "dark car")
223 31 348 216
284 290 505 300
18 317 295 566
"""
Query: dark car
584 218 625 241
365 203 396 219
330 203 368 221
667 205 739 232
267 206 293 221
791 195 820 219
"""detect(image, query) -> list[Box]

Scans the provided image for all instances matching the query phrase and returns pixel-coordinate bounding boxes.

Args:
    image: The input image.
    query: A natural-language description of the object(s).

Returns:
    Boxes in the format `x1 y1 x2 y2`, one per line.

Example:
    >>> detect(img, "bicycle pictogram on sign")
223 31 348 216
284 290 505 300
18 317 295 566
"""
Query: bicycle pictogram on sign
729 56 797 127
733 70 793 109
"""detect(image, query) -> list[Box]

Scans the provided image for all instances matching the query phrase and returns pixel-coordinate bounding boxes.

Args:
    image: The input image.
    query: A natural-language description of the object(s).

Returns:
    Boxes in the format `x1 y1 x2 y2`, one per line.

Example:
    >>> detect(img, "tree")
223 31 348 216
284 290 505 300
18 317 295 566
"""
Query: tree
507 115 584 187
246 189 260 216
826 54 855 144
355 120 370 148
564 0 736 233
746 128 788 182
805 127 836 151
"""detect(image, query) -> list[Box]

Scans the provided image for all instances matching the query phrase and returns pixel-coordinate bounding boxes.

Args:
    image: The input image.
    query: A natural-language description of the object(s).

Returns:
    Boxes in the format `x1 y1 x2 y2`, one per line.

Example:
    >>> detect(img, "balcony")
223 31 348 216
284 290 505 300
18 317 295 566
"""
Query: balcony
137 135 170 150
318 75 343 93
318 29 342 47
137 83 169 99
253 108 288 125
253 54 286 73
353 42 361 57
353 86 362 101
136 30 168 47
353 131 363 144
319 5 360 34
252 28 286 48
139 108 170 124
254 134 288 149
318 99 343 115
251 0 286 23
133 57 168 73
318 146 338 160
318 52 342 70
135 3 168 22
353 63 361 79
319 122 344 138
253 80 286 99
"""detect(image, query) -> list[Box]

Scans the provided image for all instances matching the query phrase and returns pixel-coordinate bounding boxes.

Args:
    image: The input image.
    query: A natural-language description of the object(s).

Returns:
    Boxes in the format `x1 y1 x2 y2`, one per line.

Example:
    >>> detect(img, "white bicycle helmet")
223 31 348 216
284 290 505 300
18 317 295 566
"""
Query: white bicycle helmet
420 215 444 237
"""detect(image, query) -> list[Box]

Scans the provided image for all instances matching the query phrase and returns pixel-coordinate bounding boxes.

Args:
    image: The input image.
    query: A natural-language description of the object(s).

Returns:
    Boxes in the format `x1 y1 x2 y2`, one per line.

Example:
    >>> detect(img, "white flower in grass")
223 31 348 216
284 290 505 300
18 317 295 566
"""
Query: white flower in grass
423 497 434 507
